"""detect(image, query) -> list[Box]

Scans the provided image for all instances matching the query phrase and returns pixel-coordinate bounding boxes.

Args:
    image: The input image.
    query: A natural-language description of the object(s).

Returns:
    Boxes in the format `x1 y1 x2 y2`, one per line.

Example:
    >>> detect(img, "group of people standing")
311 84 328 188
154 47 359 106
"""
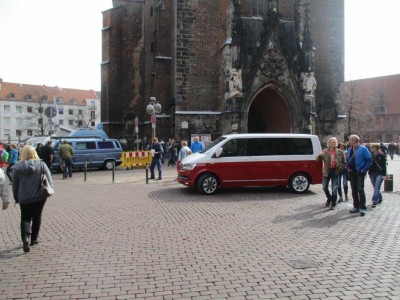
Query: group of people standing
147 136 204 180
317 134 387 216
1 143 54 253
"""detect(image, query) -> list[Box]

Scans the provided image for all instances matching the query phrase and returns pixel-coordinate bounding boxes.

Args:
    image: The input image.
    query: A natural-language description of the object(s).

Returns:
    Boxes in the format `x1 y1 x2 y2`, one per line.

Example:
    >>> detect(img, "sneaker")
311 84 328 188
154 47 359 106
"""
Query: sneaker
338 197 343 203
350 208 360 214
330 204 336 210
360 209 366 216
345 196 349 201
325 200 331 207
371 202 377 208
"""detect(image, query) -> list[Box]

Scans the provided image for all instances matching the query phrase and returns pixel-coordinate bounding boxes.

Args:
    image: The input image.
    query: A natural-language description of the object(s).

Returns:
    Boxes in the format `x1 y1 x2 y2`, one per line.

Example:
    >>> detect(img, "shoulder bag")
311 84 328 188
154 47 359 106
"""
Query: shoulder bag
41 162 54 198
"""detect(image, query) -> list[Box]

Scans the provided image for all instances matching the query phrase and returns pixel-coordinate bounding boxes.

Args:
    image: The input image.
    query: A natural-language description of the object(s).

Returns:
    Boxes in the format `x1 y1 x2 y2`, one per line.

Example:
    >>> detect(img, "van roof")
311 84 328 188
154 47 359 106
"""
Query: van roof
53 138 117 142
222 133 318 138
68 129 109 139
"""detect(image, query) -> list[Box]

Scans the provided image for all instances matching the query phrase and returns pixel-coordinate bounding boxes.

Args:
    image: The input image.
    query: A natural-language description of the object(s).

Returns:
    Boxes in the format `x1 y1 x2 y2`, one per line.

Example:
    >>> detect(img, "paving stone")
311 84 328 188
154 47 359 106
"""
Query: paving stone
1 160 400 299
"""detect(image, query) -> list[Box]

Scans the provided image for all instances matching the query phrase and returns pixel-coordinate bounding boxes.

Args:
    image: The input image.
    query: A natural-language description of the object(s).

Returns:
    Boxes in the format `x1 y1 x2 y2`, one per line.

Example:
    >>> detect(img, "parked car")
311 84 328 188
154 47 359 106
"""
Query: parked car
23 136 51 148
52 137 122 171
178 133 323 194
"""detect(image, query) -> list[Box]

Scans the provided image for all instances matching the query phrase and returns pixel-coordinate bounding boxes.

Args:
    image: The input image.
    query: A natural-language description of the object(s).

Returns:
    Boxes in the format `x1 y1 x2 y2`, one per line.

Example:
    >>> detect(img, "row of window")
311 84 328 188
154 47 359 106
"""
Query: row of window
3 117 92 126
2 121 96 138
2 105 86 115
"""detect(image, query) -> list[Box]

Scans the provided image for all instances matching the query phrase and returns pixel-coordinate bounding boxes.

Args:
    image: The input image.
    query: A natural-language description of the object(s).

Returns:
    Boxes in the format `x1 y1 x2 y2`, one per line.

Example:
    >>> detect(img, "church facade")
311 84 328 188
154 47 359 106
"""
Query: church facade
101 0 344 143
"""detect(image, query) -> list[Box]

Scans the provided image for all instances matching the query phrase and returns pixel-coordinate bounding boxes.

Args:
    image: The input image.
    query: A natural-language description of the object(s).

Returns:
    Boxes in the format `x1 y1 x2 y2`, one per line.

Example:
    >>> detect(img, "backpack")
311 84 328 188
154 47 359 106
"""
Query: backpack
0 149 7 163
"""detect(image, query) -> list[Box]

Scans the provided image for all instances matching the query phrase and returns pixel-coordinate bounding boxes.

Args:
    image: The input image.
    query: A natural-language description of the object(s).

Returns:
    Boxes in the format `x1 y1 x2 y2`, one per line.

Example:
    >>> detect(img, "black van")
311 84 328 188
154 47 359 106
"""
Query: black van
52 138 123 171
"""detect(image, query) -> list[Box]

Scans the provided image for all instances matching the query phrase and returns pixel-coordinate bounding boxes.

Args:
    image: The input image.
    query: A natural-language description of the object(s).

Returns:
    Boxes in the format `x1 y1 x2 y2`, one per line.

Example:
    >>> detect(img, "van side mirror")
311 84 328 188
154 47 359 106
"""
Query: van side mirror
214 148 223 158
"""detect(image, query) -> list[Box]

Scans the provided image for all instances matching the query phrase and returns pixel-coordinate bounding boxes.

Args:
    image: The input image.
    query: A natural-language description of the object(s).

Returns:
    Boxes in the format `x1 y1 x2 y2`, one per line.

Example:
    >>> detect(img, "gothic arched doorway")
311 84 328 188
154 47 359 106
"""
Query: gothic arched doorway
248 88 290 133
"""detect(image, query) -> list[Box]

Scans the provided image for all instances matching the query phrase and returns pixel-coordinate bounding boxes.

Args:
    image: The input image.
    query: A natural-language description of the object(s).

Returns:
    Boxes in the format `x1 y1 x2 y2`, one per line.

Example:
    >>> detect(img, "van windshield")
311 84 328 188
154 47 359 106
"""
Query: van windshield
199 136 226 154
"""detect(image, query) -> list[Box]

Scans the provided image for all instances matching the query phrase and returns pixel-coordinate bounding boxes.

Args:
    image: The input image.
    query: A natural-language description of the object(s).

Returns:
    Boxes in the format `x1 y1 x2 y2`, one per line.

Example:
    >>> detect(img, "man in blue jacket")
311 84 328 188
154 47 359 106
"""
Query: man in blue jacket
149 137 164 180
346 135 372 216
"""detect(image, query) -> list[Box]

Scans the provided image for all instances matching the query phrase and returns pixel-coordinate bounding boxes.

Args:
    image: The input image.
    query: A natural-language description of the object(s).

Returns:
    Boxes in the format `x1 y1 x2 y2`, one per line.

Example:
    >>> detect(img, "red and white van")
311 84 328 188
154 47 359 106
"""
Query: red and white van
178 133 323 194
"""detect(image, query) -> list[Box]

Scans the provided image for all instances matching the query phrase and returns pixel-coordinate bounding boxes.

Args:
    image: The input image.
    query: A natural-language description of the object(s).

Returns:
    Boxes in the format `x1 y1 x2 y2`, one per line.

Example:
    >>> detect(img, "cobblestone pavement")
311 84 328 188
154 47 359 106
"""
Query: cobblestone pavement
1 158 400 300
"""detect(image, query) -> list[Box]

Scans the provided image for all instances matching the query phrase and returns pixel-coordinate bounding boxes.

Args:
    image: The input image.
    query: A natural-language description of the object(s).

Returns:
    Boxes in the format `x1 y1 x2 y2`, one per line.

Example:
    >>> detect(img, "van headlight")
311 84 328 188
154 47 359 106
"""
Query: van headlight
180 163 197 170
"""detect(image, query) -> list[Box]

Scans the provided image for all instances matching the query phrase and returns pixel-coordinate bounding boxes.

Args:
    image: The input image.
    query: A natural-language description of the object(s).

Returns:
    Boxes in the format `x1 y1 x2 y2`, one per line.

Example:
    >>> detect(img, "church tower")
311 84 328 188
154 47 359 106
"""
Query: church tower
101 0 344 143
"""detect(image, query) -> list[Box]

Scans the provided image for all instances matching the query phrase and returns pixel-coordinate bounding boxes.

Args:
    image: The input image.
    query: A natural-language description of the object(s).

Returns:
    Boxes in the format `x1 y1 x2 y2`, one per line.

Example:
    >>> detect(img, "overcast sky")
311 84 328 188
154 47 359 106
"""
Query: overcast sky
0 0 399 91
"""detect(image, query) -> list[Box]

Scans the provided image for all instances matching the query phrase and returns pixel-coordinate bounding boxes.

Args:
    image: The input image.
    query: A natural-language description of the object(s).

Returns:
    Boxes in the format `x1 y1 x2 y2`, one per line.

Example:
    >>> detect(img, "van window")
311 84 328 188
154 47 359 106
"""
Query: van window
54 142 72 151
248 138 313 156
76 142 96 150
220 139 246 157
98 141 114 149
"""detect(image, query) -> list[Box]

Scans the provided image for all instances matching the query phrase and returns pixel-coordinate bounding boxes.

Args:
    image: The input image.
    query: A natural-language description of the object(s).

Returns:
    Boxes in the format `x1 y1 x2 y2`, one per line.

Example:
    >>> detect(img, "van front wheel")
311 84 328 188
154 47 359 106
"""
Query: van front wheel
289 173 310 193
103 160 115 170
197 173 218 195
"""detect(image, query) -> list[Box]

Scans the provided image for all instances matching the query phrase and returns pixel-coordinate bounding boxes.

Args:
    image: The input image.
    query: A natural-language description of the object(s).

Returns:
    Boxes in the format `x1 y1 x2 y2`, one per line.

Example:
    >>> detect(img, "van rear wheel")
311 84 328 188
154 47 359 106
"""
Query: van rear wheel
197 173 218 195
289 173 310 193
103 160 115 170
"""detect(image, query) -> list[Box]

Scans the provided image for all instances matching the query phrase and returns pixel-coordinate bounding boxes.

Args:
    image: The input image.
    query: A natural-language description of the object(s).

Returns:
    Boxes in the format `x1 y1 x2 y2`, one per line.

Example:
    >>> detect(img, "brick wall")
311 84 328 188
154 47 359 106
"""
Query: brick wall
175 0 226 112
310 0 344 134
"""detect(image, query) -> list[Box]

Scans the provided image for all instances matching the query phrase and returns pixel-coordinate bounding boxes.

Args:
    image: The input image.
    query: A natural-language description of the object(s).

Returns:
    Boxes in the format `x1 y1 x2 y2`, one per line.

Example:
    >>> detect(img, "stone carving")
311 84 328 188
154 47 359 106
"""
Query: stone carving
259 48 286 81
301 72 317 96
229 68 243 97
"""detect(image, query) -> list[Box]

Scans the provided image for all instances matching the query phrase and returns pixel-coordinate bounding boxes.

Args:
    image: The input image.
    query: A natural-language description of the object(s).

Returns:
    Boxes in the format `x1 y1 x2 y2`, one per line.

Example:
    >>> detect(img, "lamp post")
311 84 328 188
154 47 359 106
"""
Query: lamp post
146 97 162 139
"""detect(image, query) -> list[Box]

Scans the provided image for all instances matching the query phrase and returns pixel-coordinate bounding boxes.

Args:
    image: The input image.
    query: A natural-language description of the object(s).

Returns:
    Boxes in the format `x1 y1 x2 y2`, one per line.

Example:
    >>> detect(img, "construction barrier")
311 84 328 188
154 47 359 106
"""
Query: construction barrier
120 151 152 169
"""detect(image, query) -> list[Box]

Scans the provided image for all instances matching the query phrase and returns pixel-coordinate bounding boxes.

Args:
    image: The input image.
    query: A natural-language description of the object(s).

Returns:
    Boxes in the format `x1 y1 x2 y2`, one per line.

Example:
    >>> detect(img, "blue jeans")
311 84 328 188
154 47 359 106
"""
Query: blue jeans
323 169 339 205
150 157 162 179
62 157 73 178
337 170 348 198
369 173 383 204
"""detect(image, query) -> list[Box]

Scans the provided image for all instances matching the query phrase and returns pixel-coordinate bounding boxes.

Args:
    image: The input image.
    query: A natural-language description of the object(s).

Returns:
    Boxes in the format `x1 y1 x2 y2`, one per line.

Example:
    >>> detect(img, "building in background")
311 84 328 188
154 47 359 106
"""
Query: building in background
101 0 344 142
0 79 101 143
336 74 400 143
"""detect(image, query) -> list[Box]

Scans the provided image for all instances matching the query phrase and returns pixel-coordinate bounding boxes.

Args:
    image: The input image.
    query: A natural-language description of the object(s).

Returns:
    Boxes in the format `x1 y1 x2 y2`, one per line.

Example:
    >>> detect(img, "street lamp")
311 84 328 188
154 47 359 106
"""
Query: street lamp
146 97 162 139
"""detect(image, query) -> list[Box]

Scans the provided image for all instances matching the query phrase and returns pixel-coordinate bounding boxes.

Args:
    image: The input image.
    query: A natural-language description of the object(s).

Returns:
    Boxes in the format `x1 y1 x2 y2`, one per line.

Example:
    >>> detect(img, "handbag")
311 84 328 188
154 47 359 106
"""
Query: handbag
41 162 54 198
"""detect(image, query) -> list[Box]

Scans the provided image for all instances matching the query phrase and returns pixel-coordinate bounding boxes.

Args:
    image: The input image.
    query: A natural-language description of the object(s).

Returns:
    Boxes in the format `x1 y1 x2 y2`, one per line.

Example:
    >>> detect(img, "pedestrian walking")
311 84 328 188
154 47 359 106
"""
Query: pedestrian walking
368 143 387 207
0 143 9 172
0 168 10 210
176 140 192 173
42 141 54 170
347 135 372 216
35 143 44 159
6 144 18 183
139 137 150 151
337 142 349 202
167 139 177 167
149 137 164 180
388 142 395 160
317 137 345 210
58 140 74 179
12 145 54 253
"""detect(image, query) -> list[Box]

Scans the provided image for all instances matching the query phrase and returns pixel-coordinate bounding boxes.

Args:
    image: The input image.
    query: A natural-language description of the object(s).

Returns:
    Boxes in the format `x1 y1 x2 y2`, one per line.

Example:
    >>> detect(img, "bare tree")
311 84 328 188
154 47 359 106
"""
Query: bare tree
70 109 95 129
336 81 373 139
21 86 56 136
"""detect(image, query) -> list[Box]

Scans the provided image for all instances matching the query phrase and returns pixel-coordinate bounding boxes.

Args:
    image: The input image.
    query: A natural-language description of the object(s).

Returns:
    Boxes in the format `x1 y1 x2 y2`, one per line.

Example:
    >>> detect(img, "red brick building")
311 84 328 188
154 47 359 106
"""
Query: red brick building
342 74 400 143
101 0 344 142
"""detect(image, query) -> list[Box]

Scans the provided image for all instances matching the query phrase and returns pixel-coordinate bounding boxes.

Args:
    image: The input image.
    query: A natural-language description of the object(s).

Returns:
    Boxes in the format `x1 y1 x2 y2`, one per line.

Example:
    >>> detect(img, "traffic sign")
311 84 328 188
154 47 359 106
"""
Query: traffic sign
151 113 156 124
44 106 57 118
97 123 103 130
